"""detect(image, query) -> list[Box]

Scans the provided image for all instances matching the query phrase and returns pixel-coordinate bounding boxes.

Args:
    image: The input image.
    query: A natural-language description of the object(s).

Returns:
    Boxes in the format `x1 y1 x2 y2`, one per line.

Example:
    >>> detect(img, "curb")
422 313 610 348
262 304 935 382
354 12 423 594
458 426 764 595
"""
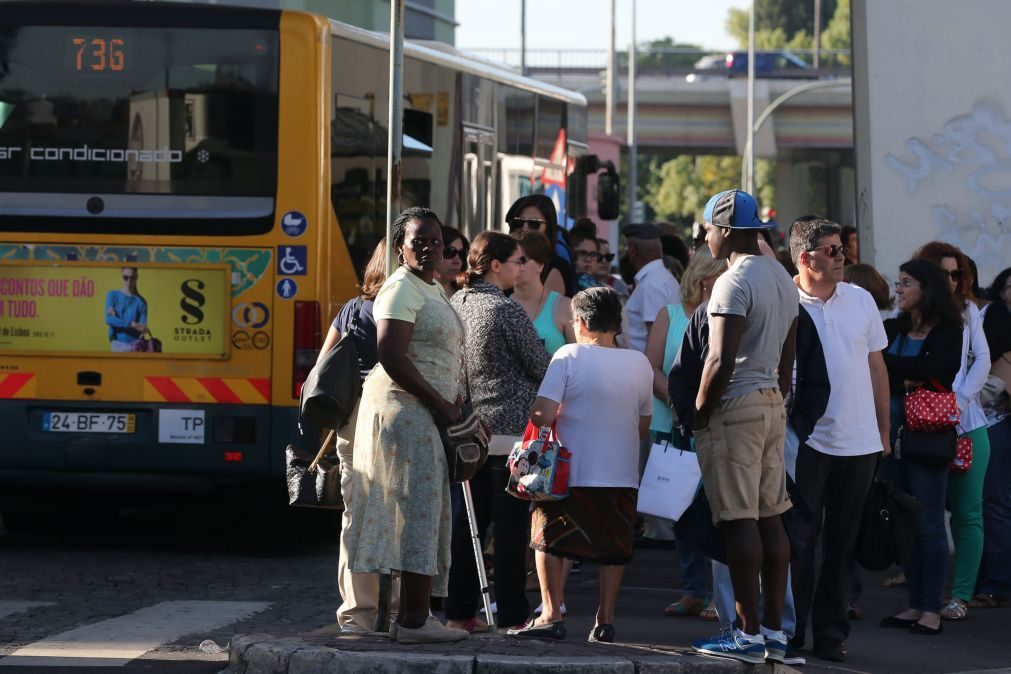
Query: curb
225 634 803 674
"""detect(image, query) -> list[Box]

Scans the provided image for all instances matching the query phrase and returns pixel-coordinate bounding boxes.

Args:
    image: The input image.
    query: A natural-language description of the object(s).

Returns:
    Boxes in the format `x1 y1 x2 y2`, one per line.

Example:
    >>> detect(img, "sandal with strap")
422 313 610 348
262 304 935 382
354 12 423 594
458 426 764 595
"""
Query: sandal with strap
699 601 719 622
664 595 705 617
969 593 1008 609
940 598 968 621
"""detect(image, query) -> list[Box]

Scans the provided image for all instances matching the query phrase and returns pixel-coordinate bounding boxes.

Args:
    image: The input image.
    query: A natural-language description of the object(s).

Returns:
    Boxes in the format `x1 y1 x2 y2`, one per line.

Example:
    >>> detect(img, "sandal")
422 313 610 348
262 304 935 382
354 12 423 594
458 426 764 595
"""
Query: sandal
940 598 968 621
969 593 1008 609
699 600 719 622
883 572 907 588
664 595 705 617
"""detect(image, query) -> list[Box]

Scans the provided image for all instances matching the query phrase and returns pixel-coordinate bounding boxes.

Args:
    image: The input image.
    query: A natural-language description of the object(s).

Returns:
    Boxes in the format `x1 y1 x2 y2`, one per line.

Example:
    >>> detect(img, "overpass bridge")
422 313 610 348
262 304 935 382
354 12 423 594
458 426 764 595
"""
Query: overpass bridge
467 48 856 224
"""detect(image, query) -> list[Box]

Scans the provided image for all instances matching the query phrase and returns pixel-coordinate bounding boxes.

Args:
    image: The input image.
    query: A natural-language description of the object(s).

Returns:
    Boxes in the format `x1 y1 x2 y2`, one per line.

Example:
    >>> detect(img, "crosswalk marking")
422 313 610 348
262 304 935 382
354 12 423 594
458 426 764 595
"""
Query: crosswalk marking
0 601 54 620
0 600 270 668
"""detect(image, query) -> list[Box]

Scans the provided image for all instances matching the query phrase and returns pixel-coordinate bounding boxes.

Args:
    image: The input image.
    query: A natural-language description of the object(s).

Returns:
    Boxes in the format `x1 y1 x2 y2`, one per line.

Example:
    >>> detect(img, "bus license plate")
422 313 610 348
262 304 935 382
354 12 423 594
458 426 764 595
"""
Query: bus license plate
42 412 136 434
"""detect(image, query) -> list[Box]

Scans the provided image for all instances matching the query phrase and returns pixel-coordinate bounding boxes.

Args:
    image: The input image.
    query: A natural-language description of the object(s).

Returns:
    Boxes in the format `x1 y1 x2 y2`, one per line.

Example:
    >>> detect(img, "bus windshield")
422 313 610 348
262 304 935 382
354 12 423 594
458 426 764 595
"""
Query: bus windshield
0 24 279 217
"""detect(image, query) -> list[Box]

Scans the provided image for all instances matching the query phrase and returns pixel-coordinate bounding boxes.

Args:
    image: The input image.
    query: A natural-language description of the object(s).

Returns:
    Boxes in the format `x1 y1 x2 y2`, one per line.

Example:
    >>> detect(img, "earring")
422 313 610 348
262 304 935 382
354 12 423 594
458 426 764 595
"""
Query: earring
398 251 406 266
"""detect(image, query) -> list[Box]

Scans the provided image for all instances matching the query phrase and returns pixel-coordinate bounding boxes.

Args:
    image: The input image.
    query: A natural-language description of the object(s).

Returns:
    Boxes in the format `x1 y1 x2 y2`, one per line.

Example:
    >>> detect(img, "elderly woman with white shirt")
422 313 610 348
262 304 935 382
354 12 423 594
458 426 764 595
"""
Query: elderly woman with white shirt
914 242 991 622
508 286 652 644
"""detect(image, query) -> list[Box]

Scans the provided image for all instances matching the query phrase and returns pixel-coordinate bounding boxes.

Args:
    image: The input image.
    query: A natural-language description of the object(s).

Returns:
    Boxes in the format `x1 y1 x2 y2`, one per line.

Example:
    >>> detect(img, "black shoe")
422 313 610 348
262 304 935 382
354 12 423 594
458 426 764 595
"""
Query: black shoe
507 620 567 640
783 646 806 666
910 621 943 635
787 633 805 650
813 638 846 662
588 623 615 643
880 615 919 628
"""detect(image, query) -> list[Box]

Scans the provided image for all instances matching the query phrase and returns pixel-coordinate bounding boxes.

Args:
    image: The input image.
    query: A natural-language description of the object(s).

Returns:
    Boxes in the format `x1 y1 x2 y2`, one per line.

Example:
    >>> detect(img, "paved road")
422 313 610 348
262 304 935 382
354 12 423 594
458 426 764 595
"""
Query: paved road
0 498 1008 673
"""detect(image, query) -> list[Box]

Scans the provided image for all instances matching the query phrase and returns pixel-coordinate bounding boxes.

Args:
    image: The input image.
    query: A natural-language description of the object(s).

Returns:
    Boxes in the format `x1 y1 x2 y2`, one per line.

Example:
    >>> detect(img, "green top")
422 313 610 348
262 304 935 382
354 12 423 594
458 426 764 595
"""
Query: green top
650 303 690 433
533 291 567 355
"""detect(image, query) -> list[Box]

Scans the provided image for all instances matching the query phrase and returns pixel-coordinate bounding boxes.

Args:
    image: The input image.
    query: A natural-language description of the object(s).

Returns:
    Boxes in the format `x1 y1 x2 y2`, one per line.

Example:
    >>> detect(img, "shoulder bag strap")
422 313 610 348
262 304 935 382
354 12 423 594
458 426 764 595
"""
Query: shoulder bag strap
347 296 365 335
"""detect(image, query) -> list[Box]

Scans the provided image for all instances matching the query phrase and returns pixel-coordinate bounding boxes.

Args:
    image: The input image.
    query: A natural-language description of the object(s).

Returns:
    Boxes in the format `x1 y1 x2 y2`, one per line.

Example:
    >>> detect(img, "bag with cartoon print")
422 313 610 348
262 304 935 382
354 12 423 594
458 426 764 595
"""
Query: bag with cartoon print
505 422 571 501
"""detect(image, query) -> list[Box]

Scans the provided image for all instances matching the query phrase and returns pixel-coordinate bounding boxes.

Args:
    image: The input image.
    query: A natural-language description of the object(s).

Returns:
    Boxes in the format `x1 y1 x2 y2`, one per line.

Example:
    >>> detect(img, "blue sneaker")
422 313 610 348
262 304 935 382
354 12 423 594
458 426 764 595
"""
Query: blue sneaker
764 631 787 664
693 627 767 665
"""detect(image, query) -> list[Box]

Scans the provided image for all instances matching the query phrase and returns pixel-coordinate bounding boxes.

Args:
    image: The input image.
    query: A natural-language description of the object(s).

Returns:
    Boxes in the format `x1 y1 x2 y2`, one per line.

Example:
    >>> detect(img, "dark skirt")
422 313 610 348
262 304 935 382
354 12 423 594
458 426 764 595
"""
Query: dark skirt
529 486 637 565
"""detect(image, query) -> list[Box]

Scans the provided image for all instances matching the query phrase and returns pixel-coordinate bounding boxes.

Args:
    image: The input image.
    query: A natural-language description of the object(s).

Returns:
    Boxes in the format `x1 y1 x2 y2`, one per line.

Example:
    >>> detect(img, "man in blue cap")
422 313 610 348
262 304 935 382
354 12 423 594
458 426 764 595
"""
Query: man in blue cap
691 189 799 665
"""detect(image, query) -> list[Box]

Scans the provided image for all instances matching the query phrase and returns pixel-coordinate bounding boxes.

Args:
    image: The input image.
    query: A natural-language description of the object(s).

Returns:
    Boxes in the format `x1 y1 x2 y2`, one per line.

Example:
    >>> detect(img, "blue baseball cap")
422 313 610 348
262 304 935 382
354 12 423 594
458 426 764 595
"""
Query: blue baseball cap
702 189 768 229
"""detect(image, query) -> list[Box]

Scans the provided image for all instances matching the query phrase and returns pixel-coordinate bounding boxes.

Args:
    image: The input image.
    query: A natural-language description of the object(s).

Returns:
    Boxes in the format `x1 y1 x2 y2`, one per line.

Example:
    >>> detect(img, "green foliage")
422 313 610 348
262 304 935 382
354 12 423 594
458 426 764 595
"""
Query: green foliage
726 0 847 53
820 0 851 55
644 155 777 223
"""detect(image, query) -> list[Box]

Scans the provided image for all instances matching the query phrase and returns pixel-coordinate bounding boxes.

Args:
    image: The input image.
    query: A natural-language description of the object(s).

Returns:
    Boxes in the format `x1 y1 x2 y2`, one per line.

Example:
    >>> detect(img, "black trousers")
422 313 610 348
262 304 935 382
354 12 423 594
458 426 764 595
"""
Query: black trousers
445 460 531 627
791 443 878 644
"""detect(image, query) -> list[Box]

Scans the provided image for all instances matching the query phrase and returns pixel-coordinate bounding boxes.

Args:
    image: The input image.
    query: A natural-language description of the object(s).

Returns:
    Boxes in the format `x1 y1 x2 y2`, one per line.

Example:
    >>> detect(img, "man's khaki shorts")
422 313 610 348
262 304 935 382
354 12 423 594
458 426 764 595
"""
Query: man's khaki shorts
694 388 792 524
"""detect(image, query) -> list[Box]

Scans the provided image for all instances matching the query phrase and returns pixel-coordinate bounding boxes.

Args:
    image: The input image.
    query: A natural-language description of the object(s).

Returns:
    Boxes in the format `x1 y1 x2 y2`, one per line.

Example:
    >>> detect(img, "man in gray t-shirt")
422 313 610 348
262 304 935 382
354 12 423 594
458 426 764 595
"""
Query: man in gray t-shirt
691 189 799 665
708 254 799 399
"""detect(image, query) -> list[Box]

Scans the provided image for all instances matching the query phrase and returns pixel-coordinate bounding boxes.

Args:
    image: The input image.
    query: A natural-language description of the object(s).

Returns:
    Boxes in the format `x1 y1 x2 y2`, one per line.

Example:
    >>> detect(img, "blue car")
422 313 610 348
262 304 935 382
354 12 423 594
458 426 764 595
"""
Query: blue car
725 50 814 78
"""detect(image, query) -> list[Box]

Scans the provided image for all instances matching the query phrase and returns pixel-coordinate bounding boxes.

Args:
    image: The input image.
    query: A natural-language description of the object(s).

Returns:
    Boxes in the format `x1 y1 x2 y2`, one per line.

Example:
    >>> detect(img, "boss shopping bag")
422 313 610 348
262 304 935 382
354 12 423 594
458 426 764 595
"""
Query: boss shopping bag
637 441 701 522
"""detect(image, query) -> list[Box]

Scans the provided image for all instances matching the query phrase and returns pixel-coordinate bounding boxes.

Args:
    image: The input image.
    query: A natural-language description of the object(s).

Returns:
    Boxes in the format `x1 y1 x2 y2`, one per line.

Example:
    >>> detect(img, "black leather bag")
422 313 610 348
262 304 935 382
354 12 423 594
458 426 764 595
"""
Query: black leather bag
898 425 958 469
299 298 363 430
437 398 491 484
856 477 923 570
285 430 341 509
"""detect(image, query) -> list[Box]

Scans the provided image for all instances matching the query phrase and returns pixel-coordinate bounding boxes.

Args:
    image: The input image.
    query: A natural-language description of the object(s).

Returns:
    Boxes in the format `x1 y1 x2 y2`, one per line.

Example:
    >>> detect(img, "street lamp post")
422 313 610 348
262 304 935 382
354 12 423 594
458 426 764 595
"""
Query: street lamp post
605 0 615 136
745 0 755 194
627 0 637 220
384 0 404 276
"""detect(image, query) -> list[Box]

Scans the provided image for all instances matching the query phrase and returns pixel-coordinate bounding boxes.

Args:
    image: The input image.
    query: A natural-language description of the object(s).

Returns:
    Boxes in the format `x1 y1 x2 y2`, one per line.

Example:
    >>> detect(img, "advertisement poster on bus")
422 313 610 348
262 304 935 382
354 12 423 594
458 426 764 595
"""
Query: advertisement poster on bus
0 263 229 357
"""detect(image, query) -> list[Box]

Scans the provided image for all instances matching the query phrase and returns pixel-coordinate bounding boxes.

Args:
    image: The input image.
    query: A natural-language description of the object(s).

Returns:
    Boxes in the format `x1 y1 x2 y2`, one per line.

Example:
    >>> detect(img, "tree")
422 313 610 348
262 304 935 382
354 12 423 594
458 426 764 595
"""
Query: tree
644 155 777 223
726 0 844 52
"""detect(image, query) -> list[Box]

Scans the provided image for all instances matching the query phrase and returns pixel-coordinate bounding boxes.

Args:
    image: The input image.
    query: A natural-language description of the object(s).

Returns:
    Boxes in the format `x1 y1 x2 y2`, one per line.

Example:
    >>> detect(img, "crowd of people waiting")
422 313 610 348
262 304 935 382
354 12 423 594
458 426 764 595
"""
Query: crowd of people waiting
316 191 1011 665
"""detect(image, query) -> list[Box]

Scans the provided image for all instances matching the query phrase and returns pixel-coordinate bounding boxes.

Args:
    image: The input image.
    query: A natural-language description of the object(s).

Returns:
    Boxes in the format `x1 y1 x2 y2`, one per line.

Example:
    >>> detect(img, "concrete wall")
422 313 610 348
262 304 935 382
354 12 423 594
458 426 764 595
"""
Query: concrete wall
853 0 1011 286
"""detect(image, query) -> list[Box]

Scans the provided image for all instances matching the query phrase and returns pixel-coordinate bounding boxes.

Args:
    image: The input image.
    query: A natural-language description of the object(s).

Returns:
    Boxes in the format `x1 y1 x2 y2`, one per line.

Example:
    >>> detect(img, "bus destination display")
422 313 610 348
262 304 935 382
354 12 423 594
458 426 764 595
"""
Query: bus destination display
67 35 128 73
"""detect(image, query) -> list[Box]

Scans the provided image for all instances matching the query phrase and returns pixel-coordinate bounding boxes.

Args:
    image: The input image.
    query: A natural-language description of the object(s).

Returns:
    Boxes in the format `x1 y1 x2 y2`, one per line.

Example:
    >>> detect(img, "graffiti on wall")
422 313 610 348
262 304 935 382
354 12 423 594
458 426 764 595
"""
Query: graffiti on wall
886 101 1011 281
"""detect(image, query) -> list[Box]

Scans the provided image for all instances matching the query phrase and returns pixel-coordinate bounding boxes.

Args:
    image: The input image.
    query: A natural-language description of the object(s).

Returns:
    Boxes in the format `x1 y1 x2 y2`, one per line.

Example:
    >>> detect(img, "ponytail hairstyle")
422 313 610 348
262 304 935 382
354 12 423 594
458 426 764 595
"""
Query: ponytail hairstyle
461 231 519 287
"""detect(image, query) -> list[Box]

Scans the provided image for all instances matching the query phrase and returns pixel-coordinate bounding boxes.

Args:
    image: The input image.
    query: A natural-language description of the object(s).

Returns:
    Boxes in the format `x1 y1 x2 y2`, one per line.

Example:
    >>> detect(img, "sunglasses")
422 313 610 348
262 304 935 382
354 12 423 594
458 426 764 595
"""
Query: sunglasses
575 250 601 260
599 253 616 263
508 217 545 232
122 274 137 281
808 243 848 258
945 268 964 281
503 256 528 266
444 246 467 261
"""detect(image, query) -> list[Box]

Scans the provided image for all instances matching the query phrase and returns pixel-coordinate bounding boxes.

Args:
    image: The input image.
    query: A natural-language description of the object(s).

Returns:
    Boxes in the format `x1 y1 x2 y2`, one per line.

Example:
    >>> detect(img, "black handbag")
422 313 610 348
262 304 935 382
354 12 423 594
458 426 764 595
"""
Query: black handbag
285 429 341 509
299 298 363 430
897 425 958 469
856 477 924 570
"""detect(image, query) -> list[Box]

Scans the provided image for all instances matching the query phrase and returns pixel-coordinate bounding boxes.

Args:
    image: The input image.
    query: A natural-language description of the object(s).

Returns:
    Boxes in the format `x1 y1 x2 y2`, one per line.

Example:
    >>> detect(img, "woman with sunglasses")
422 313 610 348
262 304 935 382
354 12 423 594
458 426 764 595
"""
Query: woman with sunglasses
594 239 630 301
446 231 551 633
505 195 575 297
914 242 992 622
881 258 963 635
512 231 575 356
436 226 469 299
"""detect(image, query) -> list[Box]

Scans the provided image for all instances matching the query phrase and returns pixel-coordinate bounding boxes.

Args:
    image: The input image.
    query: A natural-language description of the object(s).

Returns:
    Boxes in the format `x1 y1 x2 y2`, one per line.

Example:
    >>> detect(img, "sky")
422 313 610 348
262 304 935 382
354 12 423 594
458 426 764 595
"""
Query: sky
455 0 748 52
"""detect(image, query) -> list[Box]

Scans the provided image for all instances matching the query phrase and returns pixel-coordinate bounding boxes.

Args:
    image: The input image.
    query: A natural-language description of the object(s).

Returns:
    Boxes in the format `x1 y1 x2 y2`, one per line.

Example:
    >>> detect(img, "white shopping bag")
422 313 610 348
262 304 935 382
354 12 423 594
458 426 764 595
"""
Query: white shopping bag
637 441 702 521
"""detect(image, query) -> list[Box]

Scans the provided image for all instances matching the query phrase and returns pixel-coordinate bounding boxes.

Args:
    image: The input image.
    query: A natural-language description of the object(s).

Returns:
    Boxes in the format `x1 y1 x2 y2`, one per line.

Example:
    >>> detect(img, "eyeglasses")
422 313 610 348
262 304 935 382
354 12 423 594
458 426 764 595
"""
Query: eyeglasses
575 250 601 260
807 244 848 258
894 279 920 289
508 217 545 232
122 274 136 281
444 246 467 261
945 268 964 281
503 256 528 266
599 253 616 263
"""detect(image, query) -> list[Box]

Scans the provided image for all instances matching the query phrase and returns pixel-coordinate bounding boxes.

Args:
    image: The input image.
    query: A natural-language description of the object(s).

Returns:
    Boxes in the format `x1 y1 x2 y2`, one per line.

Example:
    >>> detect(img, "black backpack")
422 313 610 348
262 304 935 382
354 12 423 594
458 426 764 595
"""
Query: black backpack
299 298 363 430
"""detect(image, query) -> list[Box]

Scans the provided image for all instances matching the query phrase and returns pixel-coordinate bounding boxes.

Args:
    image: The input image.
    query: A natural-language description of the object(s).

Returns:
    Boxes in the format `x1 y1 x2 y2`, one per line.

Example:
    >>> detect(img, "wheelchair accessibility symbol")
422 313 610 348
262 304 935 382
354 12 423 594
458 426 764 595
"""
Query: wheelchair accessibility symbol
277 246 307 276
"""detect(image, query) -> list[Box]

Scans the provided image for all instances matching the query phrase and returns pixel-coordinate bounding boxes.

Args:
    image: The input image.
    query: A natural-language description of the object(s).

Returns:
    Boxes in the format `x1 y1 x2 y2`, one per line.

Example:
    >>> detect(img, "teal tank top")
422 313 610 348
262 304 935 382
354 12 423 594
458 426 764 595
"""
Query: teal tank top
651 303 691 433
533 291 567 355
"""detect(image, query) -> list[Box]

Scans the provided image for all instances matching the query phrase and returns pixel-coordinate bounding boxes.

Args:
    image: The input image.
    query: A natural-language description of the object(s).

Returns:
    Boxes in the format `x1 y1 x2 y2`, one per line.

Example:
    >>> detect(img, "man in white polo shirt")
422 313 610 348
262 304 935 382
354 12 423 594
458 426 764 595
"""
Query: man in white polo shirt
624 223 681 354
788 218 891 663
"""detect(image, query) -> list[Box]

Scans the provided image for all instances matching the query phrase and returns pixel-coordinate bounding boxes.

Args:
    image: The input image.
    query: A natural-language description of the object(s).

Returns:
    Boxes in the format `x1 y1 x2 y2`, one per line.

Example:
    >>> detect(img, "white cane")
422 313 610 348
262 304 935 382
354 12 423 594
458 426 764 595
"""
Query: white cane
460 480 495 630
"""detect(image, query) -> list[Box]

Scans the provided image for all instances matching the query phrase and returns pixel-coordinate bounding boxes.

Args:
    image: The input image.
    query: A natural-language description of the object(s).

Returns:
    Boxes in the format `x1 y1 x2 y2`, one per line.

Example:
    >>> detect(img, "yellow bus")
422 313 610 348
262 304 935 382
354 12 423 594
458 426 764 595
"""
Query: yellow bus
0 1 601 527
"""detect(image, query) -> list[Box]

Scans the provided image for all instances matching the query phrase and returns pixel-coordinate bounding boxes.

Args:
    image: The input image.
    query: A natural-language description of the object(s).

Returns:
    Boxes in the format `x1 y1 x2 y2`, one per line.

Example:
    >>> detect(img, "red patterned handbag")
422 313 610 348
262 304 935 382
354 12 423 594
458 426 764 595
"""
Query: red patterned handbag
904 380 959 432
950 436 974 473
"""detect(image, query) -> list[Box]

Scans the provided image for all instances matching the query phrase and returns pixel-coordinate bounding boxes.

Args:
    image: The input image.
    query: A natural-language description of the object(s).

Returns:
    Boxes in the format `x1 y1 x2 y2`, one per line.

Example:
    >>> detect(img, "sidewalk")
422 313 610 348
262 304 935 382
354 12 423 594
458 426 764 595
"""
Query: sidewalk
226 629 801 673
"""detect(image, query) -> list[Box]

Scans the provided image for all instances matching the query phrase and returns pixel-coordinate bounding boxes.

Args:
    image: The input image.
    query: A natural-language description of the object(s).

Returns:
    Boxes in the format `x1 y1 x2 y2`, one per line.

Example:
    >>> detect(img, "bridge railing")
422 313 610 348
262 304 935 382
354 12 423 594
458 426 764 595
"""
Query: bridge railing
462 48 852 80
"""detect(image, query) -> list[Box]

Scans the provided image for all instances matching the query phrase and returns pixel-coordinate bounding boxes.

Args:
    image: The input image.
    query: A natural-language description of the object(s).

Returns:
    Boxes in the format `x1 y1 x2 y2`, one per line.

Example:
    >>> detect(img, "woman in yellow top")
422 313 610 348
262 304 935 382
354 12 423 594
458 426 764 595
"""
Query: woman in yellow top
344 207 468 645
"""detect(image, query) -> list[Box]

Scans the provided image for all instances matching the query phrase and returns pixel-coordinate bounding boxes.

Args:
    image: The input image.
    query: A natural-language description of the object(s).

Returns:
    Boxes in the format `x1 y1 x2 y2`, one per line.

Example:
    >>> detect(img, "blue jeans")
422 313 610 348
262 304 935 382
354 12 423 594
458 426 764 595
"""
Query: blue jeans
894 456 949 613
710 424 799 636
978 417 1011 600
